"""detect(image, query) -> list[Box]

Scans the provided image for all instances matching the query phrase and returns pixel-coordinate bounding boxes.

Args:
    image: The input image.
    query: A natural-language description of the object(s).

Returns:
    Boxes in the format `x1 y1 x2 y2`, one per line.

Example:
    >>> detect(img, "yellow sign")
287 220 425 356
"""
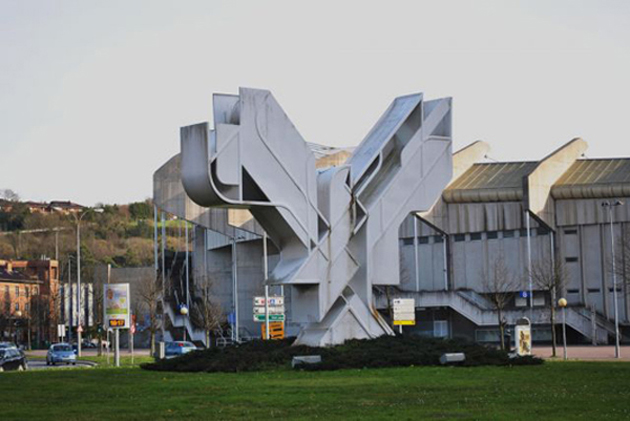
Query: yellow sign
109 319 125 327
393 320 416 326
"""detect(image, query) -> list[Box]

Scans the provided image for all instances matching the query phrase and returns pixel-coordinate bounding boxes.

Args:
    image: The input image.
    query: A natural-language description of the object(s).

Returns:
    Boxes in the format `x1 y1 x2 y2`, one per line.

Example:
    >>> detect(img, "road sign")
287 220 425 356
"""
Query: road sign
262 321 285 339
57 324 66 339
253 306 285 315
227 311 236 325
77 325 83 333
393 298 416 326
254 314 285 322
104 283 131 329
254 296 284 306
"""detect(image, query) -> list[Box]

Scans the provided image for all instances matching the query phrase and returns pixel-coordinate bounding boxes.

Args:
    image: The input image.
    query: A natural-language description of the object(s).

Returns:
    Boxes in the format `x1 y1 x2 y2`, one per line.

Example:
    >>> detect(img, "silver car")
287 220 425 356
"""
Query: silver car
47 343 77 366
164 341 198 358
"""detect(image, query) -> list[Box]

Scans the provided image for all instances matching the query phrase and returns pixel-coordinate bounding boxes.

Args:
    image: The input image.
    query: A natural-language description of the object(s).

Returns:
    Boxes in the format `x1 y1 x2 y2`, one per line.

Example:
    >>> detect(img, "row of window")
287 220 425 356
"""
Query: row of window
402 228 550 245
3 301 27 313
3 285 39 297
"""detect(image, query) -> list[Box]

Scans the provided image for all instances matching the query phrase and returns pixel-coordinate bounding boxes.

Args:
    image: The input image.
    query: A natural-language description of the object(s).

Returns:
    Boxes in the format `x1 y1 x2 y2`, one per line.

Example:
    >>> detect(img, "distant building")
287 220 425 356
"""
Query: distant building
0 259 60 346
47 201 84 214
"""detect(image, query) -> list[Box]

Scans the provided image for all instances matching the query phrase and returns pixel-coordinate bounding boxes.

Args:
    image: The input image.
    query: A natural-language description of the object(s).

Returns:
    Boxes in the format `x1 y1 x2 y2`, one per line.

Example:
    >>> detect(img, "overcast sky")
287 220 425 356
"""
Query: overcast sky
1 1 629 206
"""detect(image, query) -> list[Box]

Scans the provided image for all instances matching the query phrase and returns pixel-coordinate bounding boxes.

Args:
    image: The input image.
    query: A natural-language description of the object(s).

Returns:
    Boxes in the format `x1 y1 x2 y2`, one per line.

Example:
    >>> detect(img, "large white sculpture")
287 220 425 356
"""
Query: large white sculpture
180 88 452 346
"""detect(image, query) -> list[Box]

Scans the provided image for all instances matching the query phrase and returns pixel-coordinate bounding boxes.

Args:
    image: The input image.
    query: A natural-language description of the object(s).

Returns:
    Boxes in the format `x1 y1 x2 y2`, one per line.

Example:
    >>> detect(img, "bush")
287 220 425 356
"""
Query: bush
141 335 542 373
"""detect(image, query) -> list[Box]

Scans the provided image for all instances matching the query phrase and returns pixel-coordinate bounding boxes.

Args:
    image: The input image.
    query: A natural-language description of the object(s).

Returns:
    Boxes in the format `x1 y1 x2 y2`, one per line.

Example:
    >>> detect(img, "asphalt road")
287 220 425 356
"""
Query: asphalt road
27 359 96 370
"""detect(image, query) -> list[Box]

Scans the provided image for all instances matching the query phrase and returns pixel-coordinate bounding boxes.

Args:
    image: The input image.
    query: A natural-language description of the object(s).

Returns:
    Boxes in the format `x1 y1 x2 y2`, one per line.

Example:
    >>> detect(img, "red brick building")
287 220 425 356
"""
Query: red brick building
0 259 60 347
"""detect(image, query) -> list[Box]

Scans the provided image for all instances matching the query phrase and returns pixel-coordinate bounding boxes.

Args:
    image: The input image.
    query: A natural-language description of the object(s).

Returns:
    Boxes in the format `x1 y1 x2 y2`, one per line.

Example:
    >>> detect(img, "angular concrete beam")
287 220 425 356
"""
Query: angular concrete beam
524 137 588 229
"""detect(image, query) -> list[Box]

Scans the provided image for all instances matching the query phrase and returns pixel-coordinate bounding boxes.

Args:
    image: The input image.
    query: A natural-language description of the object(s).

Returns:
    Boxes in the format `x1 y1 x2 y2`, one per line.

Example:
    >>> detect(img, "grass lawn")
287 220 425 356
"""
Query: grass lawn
2 362 629 420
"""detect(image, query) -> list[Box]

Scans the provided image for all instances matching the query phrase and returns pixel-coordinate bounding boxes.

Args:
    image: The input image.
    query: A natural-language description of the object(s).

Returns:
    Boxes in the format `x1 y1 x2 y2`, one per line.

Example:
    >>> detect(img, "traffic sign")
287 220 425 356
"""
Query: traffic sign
77 325 83 333
254 314 285 322
254 296 284 306
253 306 285 315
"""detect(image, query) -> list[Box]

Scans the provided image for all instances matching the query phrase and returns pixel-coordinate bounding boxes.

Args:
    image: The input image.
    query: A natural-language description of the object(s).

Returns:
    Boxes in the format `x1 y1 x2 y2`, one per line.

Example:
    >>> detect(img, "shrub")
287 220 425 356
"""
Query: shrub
141 335 542 373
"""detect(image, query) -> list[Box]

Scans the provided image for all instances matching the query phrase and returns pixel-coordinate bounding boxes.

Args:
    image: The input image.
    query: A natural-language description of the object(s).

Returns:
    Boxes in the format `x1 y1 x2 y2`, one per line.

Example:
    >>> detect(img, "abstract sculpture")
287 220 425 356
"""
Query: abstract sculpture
180 88 452 346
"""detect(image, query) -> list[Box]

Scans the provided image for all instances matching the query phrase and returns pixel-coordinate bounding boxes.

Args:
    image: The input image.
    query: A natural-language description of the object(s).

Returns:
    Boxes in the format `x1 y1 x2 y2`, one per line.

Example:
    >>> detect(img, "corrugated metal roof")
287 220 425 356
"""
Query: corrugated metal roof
443 162 537 202
551 158 630 199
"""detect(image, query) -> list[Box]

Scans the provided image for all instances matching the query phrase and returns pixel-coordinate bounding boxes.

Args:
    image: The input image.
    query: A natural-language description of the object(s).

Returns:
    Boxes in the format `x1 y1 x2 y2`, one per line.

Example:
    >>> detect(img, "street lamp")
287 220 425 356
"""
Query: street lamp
602 200 623 359
74 207 104 357
558 298 568 360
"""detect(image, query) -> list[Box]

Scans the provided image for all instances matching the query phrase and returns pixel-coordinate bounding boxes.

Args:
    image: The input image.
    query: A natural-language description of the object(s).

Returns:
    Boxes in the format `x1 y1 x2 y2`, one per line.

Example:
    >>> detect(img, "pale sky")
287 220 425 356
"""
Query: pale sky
1 0 629 206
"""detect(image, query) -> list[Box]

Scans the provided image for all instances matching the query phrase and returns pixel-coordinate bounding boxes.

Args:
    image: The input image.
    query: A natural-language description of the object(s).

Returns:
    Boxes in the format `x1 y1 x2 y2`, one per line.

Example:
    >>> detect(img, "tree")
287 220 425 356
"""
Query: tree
530 257 568 358
481 254 519 351
128 202 152 220
0 189 19 202
191 275 223 348
138 273 161 355
613 225 630 294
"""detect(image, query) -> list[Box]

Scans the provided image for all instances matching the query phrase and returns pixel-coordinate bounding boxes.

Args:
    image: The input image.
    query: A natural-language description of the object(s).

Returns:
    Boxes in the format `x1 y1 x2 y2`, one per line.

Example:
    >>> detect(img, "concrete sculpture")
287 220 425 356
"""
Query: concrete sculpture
180 88 452 346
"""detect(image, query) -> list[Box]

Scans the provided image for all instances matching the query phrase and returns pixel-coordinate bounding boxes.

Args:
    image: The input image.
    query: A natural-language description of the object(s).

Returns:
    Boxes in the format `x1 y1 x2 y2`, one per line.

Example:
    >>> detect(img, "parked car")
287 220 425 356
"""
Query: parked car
47 343 77 366
0 348 28 372
0 342 17 351
164 341 198 358
81 340 97 349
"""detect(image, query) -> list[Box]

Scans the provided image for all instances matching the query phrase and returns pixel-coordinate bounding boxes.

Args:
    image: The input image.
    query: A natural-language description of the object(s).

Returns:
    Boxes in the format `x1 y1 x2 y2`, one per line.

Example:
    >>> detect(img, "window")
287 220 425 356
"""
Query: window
14 302 19 312
434 235 444 243
487 231 498 240
515 296 527 307
454 234 466 242
33 286 38 295
470 233 482 241
519 228 533 237
567 289 579 294
15 286 19 297
537 227 549 236
565 257 578 263
587 288 600 293
25 287 30 298
564 229 577 235
503 230 515 238
609 287 622 292
533 293 545 306
418 236 430 245
434 320 449 338
402 238 414 246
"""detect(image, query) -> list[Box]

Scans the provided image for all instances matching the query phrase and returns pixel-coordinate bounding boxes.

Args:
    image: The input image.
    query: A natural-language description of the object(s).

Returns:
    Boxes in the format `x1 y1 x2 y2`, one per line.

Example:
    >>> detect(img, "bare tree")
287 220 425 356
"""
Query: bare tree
530 257 568 358
0 189 20 202
138 273 161 355
191 274 223 347
481 254 519 351
613 226 630 294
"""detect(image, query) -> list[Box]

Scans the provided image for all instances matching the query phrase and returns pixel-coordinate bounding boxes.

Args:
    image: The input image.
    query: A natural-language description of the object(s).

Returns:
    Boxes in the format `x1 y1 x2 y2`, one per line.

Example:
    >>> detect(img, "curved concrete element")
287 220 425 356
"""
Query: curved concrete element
180 87 453 346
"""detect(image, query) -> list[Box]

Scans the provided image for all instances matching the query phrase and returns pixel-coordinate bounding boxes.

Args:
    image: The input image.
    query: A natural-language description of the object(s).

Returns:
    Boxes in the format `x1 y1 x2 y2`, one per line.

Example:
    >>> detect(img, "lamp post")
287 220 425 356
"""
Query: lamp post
74 207 104 357
558 298 568 360
602 200 623 359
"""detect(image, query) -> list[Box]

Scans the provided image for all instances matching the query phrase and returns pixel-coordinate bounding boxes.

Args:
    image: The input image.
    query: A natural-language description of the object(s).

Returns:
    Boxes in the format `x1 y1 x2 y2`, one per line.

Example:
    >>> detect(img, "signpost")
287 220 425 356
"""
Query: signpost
104 283 130 367
253 296 285 338
393 298 416 334
57 324 66 342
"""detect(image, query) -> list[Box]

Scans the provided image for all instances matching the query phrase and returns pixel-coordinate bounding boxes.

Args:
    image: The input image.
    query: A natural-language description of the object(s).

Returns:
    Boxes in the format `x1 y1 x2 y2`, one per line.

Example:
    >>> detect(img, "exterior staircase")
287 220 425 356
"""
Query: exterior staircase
374 289 619 344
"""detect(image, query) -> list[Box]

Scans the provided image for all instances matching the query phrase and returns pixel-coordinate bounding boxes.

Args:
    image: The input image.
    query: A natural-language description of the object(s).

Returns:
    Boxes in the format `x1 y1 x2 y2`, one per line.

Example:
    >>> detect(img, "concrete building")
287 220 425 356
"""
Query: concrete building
153 98 630 347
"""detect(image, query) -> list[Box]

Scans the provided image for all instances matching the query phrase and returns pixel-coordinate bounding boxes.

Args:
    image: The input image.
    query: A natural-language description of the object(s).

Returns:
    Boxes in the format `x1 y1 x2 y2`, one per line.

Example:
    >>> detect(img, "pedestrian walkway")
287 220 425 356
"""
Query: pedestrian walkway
533 346 630 360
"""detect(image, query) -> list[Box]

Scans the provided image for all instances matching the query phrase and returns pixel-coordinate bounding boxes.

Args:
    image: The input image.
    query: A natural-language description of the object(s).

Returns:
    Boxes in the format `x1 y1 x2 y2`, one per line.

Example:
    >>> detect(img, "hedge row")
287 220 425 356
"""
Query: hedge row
141 335 542 373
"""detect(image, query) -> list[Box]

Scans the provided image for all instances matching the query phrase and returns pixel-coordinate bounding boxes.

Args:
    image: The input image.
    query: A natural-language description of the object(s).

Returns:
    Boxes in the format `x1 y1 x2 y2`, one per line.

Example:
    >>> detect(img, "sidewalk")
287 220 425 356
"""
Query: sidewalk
533 345 630 361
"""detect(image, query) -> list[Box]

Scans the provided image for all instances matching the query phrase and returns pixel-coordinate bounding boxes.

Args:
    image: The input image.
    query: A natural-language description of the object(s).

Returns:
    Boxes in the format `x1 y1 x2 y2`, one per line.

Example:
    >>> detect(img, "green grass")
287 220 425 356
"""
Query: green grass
2 362 630 420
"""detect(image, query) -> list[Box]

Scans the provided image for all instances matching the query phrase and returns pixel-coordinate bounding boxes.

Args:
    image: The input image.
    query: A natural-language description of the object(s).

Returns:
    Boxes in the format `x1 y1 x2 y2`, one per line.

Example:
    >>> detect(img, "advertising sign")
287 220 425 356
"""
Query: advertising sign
393 298 416 326
104 283 130 329
515 324 532 356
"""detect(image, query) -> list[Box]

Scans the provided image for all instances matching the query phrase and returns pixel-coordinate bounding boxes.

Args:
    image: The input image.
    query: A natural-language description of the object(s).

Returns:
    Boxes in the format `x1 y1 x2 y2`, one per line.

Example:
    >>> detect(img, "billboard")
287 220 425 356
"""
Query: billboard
104 283 130 329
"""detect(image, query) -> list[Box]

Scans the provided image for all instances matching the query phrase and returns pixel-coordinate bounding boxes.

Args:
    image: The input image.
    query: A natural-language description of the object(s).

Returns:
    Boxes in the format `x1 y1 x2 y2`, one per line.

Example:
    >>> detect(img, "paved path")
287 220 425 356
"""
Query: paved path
533 345 630 360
